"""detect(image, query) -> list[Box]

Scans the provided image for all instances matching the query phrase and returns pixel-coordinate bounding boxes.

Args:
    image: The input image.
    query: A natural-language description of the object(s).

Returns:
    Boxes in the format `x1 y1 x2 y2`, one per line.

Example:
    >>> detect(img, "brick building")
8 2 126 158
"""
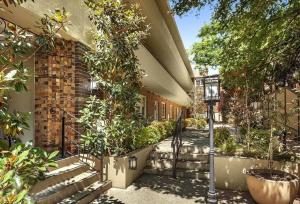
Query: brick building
3 0 194 151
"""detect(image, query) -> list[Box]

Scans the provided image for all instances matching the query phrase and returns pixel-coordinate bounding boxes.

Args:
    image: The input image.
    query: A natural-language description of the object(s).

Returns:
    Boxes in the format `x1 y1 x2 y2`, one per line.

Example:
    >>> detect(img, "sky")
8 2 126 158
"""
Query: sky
173 6 219 75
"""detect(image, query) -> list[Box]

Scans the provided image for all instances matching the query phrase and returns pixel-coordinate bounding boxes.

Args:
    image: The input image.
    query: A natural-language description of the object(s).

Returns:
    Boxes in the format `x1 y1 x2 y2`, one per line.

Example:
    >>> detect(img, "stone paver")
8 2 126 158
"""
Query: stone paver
92 174 256 204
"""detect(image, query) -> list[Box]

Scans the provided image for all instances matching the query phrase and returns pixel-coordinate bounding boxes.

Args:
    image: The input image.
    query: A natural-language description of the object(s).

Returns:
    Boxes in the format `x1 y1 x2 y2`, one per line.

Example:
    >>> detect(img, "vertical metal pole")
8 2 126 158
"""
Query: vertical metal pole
283 87 287 150
61 112 65 158
207 102 217 203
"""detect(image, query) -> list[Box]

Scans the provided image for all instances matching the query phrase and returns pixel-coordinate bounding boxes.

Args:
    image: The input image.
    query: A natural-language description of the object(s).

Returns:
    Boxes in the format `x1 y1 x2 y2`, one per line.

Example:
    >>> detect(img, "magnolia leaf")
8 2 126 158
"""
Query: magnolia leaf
48 151 59 160
4 70 17 80
15 189 29 203
15 150 30 165
0 170 14 185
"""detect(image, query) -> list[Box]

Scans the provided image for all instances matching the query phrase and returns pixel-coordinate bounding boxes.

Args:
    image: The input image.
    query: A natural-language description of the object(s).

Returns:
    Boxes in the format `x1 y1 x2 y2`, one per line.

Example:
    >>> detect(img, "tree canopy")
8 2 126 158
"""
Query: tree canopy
172 0 300 88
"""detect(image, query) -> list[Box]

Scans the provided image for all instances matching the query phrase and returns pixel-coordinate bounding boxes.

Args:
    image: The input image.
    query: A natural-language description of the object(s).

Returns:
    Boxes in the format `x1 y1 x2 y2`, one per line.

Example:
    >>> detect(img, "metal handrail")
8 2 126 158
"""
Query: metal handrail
171 110 185 178
57 107 104 180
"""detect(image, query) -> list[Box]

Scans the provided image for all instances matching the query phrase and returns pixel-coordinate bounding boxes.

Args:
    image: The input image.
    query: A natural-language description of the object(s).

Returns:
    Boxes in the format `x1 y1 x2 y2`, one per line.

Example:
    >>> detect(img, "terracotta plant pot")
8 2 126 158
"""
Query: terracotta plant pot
246 169 299 204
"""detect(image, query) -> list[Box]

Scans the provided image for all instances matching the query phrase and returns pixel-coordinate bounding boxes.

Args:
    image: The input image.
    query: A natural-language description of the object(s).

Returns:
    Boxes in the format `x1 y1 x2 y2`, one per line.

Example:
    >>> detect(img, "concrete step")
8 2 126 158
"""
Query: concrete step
31 162 89 194
146 159 209 170
58 180 112 204
144 168 209 180
150 151 208 161
49 156 80 171
32 171 100 204
180 145 210 154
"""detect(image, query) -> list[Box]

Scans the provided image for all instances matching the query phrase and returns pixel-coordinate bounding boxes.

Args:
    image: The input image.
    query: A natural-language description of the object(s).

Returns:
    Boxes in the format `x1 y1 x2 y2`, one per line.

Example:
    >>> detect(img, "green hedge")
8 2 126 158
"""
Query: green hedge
184 118 207 129
214 127 231 147
134 120 175 149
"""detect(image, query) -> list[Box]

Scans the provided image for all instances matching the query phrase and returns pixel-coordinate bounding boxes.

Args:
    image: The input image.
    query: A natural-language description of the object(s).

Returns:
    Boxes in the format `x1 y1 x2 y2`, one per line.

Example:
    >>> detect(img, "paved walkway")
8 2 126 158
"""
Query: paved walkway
92 128 257 204
92 174 255 204
154 128 210 153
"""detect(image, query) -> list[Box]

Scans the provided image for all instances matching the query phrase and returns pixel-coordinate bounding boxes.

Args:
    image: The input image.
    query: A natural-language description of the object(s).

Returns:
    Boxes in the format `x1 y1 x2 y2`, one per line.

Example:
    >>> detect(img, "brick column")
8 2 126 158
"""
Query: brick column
35 40 89 152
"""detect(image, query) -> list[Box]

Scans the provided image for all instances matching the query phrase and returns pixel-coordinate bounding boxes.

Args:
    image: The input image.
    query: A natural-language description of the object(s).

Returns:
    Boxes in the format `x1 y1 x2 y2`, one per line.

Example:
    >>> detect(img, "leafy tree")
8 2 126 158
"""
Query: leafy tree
79 0 149 156
173 0 299 140
192 22 222 73
172 0 300 85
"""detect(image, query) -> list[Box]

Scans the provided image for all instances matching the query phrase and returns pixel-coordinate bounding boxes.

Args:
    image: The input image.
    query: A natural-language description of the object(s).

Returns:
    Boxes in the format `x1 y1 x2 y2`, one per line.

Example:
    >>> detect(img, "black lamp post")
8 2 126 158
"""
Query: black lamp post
202 75 220 204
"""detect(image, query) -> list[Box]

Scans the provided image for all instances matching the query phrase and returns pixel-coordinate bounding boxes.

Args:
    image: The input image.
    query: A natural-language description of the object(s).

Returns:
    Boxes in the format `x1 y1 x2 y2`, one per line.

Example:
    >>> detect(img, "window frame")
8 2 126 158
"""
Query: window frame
161 102 166 119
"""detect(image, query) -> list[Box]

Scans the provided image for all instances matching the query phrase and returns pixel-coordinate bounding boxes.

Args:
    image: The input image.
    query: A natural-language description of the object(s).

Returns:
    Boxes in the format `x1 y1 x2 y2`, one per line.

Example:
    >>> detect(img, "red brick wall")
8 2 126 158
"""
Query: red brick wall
140 88 185 121
35 40 90 151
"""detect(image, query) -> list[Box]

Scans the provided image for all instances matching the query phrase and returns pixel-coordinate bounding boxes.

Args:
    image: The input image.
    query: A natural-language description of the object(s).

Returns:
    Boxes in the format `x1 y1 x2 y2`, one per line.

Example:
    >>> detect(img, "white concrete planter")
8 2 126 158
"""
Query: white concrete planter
102 145 153 188
215 156 300 191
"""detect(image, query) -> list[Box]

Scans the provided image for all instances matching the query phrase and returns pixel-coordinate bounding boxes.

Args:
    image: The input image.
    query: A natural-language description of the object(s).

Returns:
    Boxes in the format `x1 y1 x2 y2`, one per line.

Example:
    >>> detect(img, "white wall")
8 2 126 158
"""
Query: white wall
8 57 35 143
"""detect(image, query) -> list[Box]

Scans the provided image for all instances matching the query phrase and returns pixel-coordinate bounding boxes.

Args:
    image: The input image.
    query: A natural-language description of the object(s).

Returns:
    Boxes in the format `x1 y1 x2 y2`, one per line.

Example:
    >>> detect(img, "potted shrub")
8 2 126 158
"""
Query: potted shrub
246 87 299 204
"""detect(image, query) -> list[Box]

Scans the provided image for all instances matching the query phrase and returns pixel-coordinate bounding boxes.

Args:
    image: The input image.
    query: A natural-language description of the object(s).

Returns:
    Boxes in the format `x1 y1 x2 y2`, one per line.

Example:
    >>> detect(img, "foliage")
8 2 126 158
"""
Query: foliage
0 109 29 141
184 118 207 129
214 127 231 147
0 139 9 151
0 8 70 146
0 4 69 203
191 22 222 72
172 0 300 87
219 136 237 155
0 143 58 204
80 0 149 156
133 120 175 149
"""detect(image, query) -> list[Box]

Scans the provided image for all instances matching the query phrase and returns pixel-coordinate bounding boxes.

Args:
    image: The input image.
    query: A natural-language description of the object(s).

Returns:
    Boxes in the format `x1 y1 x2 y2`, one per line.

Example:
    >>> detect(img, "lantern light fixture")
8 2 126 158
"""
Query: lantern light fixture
202 75 220 103
129 156 137 170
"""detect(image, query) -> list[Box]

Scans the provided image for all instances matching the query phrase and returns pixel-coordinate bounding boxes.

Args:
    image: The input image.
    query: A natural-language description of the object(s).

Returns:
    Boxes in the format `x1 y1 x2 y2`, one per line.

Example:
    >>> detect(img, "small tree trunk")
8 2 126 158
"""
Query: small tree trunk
245 77 251 150
269 84 276 176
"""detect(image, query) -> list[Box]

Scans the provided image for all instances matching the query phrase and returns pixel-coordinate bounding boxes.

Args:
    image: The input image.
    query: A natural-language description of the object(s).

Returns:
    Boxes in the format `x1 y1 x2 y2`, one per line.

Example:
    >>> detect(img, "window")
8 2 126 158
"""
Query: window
170 105 173 119
138 95 147 117
161 102 166 119
154 101 158 120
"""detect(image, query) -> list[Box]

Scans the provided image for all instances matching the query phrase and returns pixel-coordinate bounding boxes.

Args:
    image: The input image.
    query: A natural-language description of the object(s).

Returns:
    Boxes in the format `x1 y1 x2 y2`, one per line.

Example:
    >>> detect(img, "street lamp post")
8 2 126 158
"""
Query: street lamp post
202 75 220 204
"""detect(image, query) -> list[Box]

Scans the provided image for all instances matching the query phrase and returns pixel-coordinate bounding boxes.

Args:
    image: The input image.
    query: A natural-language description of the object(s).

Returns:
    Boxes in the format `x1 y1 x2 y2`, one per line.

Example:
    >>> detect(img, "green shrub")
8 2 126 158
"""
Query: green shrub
248 128 270 148
244 128 286 159
222 136 237 154
150 121 167 138
133 120 176 149
184 118 194 128
0 139 9 151
214 127 231 147
185 118 207 129
196 118 207 129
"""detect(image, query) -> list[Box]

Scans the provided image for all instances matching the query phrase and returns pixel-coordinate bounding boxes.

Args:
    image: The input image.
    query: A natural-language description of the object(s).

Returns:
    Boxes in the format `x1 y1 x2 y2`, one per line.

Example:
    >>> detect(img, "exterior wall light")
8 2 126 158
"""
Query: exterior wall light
202 74 220 204
129 156 137 170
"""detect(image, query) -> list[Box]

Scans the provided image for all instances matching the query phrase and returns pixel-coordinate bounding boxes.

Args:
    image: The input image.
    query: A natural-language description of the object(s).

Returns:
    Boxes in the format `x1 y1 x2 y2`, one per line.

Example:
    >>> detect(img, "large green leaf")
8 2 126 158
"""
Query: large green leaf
15 189 29 203
0 170 15 185
15 150 30 166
